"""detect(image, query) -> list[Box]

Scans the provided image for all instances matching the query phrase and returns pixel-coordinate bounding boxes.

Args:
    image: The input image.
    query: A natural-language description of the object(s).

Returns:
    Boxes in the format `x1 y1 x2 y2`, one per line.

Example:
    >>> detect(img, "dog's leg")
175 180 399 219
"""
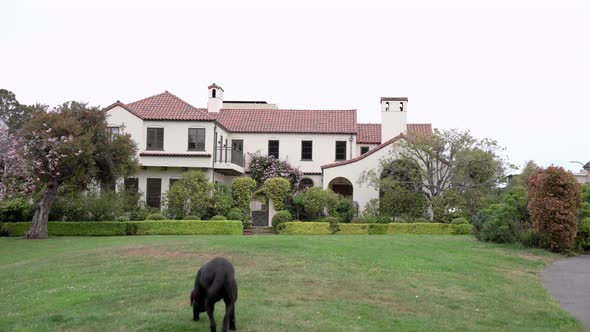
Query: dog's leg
229 302 236 331
222 299 235 332
206 300 216 332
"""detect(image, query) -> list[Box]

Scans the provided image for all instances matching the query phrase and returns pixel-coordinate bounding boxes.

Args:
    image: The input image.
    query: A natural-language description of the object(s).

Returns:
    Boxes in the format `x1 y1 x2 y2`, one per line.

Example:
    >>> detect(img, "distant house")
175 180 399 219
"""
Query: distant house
105 84 432 213
573 163 590 185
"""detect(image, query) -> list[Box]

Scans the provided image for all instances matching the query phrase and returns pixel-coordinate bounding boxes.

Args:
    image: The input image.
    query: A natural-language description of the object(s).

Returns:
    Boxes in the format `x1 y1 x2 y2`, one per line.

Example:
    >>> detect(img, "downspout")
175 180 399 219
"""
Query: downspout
212 125 217 184
349 134 353 160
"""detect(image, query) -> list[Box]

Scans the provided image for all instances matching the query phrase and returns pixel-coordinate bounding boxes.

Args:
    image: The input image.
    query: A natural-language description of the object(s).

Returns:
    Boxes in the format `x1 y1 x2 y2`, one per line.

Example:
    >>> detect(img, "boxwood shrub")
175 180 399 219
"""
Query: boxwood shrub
278 222 473 236
277 222 331 235
1 220 243 237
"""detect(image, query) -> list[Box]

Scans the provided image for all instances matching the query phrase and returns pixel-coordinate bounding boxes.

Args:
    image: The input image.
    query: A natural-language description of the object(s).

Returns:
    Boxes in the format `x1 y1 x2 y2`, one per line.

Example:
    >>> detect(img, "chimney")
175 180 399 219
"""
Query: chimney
207 83 224 113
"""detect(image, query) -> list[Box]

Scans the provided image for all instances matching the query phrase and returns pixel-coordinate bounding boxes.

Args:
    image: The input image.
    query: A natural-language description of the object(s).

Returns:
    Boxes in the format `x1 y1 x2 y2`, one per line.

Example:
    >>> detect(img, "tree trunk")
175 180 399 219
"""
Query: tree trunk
24 180 59 239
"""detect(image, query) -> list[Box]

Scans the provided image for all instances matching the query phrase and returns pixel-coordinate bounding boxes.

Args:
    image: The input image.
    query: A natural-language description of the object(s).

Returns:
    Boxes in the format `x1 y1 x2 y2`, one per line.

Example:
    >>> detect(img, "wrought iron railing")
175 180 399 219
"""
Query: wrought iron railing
217 147 245 167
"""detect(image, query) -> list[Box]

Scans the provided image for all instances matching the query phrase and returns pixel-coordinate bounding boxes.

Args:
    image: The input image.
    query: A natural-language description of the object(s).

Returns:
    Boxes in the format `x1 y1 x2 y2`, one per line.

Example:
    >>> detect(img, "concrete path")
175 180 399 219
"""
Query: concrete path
542 255 590 330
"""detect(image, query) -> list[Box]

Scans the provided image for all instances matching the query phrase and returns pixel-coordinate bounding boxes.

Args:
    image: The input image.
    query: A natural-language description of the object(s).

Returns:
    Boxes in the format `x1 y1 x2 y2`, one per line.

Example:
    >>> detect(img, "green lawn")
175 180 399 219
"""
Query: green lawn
0 235 583 331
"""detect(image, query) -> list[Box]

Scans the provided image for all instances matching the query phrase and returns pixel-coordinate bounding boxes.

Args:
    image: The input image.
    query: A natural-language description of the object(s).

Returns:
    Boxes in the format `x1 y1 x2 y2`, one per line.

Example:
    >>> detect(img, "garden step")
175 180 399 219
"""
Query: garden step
243 226 274 235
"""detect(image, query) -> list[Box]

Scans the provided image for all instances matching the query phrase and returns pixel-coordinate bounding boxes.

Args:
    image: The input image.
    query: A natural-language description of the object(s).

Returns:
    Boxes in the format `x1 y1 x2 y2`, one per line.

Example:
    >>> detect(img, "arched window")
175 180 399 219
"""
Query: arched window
385 102 390 112
298 178 314 190
399 102 404 112
212 89 216 98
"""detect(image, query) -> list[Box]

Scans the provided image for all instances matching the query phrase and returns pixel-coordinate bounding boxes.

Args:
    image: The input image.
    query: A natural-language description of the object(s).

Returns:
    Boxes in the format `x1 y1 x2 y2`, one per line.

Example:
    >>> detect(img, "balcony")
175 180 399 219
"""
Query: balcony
214 147 245 175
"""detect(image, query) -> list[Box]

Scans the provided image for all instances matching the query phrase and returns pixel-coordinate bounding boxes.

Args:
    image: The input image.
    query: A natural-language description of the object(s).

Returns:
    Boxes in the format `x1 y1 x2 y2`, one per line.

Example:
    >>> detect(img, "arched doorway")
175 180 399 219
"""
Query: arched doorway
298 178 314 191
328 177 353 198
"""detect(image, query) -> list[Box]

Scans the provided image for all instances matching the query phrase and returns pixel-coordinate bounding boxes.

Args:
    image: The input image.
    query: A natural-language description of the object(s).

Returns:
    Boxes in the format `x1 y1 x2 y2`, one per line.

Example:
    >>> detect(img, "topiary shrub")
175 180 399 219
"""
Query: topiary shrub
414 217 432 223
451 217 469 225
528 166 582 253
262 178 291 211
166 170 213 220
183 215 201 220
211 215 226 221
227 208 243 221
323 216 338 223
272 210 292 232
576 217 590 252
232 177 257 219
351 217 365 224
115 216 130 222
145 213 166 220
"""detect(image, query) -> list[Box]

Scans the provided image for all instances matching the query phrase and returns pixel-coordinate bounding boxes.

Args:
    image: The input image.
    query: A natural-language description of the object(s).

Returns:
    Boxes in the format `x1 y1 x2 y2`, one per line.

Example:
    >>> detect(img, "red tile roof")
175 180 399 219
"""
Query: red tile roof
357 123 432 144
105 91 213 121
214 108 357 134
139 152 211 157
357 123 381 144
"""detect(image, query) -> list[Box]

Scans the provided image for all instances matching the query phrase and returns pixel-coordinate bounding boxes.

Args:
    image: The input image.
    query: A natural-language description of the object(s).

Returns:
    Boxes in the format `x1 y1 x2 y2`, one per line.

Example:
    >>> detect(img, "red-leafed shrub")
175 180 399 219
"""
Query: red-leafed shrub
527 166 582 253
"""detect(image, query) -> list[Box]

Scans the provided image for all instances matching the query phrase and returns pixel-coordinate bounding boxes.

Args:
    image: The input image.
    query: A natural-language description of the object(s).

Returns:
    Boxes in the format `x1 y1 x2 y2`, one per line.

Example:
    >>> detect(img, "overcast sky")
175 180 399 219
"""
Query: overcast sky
1 0 589 173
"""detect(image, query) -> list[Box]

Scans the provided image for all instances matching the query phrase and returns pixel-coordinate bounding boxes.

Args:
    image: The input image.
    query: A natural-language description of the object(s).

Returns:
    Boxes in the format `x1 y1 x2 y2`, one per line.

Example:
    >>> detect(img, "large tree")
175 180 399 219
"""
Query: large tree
0 101 138 239
360 129 511 220
0 89 45 131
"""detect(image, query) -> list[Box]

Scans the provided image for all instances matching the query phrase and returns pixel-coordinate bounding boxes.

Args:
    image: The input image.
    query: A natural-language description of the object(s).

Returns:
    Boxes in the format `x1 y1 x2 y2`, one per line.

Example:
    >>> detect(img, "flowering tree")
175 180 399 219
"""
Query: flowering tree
0 126 37 198
248 152 301 189
0 102 138 239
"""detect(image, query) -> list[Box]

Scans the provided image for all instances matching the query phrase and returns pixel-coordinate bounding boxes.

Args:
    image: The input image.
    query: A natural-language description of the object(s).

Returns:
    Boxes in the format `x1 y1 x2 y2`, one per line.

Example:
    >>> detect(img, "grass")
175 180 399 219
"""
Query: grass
0 235 583 331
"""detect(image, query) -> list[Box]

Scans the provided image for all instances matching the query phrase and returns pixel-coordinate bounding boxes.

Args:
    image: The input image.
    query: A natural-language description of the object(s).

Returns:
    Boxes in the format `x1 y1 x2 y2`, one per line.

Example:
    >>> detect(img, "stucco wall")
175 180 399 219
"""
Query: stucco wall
323 140 403 215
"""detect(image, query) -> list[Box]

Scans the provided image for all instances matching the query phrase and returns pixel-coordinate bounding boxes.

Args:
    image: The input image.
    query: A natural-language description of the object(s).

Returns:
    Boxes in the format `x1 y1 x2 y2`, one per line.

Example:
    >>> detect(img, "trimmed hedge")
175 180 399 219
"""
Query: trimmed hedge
278 222 473 236
277 222 331 235
337 223 369 235
1 220 243 237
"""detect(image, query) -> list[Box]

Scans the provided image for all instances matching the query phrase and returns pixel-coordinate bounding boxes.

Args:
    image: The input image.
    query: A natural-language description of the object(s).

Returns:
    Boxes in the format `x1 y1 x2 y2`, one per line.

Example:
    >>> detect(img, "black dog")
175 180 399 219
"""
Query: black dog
191 257 238 332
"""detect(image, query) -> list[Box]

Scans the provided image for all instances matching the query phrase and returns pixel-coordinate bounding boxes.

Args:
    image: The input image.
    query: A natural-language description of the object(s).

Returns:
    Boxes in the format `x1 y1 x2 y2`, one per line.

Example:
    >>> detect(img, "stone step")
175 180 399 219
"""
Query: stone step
243 226 274 235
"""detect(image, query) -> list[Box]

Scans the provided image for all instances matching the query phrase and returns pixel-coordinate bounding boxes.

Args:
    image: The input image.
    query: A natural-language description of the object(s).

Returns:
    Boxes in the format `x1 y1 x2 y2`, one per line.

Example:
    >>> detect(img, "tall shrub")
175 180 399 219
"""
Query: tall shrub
298 187 339 219
166 170 213 219
528 166 582 253
262 178 290 211
232 177 256 218
248 152 301 188
212 184 233 217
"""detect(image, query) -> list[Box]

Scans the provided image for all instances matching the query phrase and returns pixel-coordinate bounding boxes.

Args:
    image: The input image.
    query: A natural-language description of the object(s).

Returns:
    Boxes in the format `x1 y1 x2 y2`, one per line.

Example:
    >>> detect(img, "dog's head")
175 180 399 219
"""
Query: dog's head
190 289 205 313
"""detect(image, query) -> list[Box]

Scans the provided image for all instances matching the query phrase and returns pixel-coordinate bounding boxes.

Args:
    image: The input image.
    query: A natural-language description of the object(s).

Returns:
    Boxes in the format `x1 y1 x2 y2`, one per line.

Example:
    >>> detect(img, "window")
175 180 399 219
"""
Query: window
146 178 162 208
361 146 370 155
335 141 347 161
301 140 312 160
298 178 314 190
212 89 216 98
169 178 178 189
385 102 390 112
124 178 139 193
146 128 164 150
188 128 206 151
108 127 120 140
399 101 404 112
268 140 279 158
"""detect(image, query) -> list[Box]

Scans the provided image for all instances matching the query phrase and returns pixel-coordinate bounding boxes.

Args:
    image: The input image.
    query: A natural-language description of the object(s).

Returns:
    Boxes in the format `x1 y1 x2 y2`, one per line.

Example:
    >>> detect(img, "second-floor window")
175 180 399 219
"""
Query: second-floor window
188 128 206 151
146 128 164 150
268 140 279 158
108 127 120 140
301 140 312 160
335 141 347 161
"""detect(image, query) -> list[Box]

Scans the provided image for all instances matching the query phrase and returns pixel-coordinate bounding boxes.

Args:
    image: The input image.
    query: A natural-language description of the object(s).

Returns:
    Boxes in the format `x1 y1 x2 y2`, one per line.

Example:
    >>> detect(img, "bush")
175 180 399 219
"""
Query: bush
452 224 473 235
232 177 257 219
296 187 338 219
2 220 243 236
323 216 338 223
227 208 243 221
0 197 33 222
115 216 130 222
521 229 540 248
528 166 582 252
277 222 331 235
131 220 242 235
272 210 292 232
351 217 365 223
211 215 226 221
183 215 201 220
248 152 301 189
451 217 469 225
576 217 590 252
145 213 165 220
166 170 213 220
414 217 432 223
262 178 291 211
330 198 357 223
212 184 233 217
336 223 369 235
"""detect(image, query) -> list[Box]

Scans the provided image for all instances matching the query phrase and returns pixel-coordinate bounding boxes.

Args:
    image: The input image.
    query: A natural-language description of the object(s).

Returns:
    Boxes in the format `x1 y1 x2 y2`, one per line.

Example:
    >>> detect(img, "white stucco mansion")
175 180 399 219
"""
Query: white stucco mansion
105 84 432 213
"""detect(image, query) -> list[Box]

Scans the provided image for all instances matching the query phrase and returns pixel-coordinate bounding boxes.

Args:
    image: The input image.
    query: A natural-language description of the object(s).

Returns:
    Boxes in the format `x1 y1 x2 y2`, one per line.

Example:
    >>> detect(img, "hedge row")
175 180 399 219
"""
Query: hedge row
1 220 243 237
277 222 473 235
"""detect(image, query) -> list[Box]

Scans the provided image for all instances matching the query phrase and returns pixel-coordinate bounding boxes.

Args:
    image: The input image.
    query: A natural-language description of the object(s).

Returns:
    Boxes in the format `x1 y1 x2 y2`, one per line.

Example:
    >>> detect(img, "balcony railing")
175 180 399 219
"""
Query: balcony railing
217 147 245 167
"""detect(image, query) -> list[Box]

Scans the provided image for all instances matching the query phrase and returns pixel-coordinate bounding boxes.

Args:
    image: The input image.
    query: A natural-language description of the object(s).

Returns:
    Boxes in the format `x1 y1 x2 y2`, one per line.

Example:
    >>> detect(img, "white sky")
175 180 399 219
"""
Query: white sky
1 0 589 173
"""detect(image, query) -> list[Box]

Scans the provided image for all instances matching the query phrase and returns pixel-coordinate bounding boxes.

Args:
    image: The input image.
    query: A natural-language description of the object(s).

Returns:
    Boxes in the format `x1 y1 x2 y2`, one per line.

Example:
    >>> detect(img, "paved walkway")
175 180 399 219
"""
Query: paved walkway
542 255 590 330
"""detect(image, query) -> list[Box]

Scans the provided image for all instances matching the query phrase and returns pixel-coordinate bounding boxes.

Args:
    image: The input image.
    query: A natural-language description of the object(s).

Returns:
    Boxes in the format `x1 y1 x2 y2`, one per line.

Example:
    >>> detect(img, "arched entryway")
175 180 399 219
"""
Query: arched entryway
328 177 353 198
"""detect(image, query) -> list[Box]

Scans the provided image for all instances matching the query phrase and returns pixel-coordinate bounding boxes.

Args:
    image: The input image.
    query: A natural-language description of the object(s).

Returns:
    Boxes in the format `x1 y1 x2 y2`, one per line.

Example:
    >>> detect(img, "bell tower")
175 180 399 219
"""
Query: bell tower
207 83 224 113
380 97 408 143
